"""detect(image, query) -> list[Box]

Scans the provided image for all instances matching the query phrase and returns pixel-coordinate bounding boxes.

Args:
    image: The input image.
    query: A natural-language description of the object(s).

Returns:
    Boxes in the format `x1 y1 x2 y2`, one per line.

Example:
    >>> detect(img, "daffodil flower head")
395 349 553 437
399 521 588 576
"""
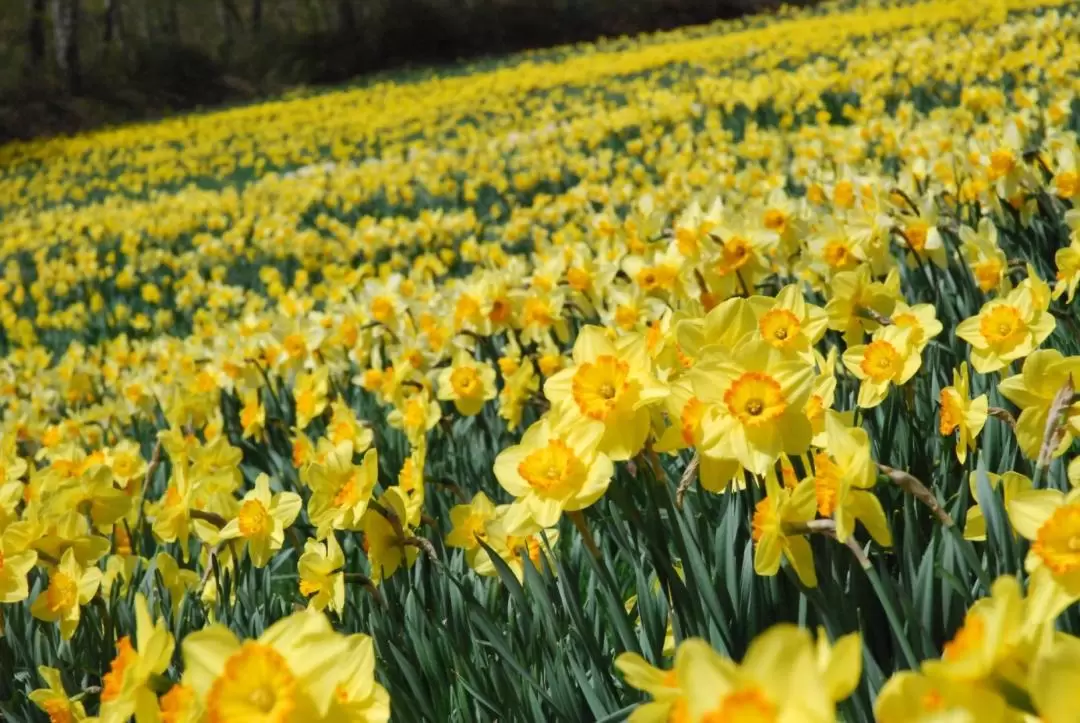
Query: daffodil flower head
493 412 614 531
694 339 814 476
939 362 989 464
544 325 667 461
955 285 1056 374
218 474 302 568
999 349 1080 461
842 324 921 409
30 548 102 640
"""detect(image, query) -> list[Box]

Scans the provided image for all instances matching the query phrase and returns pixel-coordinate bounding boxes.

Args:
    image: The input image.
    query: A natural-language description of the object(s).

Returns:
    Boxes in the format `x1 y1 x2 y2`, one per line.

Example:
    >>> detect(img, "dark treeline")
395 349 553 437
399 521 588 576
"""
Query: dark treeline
0 0 798 143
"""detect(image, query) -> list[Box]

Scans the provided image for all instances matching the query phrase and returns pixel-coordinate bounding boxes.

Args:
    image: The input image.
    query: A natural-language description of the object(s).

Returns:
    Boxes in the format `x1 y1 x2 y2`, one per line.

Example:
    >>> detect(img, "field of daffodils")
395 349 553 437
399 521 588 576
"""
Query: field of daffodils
2 0 1080 720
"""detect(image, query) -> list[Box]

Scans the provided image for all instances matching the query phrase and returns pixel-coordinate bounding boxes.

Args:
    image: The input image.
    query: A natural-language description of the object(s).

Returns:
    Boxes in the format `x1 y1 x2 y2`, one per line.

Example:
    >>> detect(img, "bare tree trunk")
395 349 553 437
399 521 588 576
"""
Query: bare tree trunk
51 0 81 92
25 0 47 75
103 0 124 45
337 0 355 34
251 0 263 33
218 0 242 58
163 0 179 37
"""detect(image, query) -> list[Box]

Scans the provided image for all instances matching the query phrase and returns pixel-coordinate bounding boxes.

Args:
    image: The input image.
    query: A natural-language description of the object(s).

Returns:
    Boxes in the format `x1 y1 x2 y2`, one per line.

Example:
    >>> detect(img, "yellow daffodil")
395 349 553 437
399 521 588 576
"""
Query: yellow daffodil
472 509 559 582
498 359 539 431
29 666 90 723
800 412 891 546
694 339 814 476
1029 633 1080 723
959 218 1008 293
217 474 302 568
386 389 442 449
964 471 1032 541
437 351 498 416
293 367 330 429
306 442 378 537
614 653 684 722
98 594 175 723
748 283 829 361
998 349 1080 461
325 401 374 452
297 532 346 614
181 609 353 721
544 325 667 461
939 362 989 463
875 672 1008 723
1007 486 1080 598
751 470 818 587
30 548 102 640
955 285 1056 374
493 412 614 531
446 491 497 565
843 324 920 408
0 527 37 603
325 633 392 722
361 487 419 584
674 626 838 722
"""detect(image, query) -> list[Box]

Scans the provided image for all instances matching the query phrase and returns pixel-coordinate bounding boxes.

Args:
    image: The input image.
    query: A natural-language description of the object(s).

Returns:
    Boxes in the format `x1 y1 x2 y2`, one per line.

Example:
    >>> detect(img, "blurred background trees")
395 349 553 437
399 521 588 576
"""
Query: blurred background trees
1 0 798 142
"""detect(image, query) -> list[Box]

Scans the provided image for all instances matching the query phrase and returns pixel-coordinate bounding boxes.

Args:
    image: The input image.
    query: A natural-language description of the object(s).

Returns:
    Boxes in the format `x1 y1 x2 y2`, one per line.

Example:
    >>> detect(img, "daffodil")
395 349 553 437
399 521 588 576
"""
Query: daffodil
955 284 1055 374
324 401 374 452
292 367 330 429
29 666 90 723
493 412 614 530
361 487 419 584
386 389 441 449
217 474 302 568
1052 213 1080 303
544 326 667 461
998 349 1080 461
181 609 352 721
238 389 266 440
298 532 346 614
813 628 863 705
614 653 684 722
843 324 920 408
963 471 1032 541
30 548 102 640
1007 486 1080 598
0 527 37 603
694 339 814 476
875 672 1009 723
1029 633 1080 723
800 413 891 546
959 218 1008 293
306 442 378 537
920 575 1025 684
751 470 818 587
98 594 175 723
748 283 829 361
437 351 498 416
498 359 539 431
939 362 989 463
446 491 497 565
325 633 392 722
674 626 839 722
472 509 559 582
825 264 900 345
889 301 942 352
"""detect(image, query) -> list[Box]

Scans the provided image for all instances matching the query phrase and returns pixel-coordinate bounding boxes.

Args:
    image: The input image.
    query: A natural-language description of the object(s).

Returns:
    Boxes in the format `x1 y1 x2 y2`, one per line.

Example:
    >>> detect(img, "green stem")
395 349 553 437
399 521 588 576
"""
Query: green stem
847 538 919 671
947 523 993 594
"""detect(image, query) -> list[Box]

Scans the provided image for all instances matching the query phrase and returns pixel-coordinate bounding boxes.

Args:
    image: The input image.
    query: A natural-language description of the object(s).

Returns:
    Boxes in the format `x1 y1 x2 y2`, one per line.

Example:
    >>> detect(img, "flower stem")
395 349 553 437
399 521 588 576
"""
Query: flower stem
845 537 919 670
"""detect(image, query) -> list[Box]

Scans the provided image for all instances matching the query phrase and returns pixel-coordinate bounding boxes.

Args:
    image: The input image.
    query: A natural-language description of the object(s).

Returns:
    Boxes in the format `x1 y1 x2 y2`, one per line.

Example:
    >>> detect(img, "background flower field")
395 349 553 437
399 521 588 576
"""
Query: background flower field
2 0 1080 720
